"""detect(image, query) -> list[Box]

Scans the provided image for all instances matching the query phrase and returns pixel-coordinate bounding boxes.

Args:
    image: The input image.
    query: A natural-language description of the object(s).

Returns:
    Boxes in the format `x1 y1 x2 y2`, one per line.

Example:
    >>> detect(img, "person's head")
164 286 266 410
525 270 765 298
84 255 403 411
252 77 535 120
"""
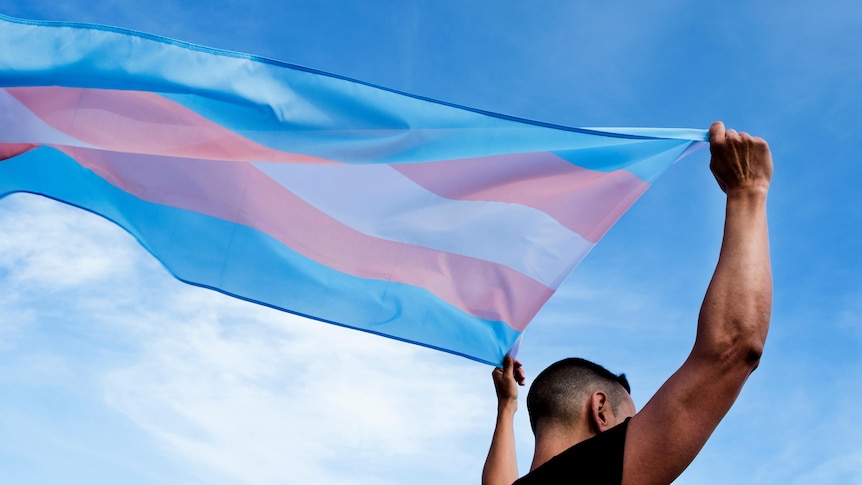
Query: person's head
526 358 634 437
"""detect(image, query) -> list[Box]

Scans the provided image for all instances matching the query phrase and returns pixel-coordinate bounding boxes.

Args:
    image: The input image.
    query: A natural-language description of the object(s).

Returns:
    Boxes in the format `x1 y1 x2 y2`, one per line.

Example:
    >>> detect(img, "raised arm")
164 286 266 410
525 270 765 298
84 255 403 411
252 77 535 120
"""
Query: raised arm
482 355 525 485
623 121 773 485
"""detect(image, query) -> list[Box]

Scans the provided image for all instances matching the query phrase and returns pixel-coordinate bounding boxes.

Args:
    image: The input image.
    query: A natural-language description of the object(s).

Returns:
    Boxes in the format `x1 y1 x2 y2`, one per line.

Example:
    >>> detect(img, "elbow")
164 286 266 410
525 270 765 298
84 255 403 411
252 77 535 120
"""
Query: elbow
722 334 766 373
696 325 767 373
694 341 764 379
697 308 770 373
743 340 764 372
740 311 770 370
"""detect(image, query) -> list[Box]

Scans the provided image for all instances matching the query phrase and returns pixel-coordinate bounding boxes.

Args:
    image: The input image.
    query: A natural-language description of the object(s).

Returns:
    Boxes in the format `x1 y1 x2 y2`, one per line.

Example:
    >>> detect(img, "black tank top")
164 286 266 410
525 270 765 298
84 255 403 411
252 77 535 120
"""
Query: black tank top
513 418 629 485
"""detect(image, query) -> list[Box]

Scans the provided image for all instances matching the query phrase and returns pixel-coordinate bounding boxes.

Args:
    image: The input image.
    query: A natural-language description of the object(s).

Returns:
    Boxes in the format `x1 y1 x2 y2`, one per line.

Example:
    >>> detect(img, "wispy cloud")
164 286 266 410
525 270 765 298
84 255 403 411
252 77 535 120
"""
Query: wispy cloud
100 294 493 484
0 194 497 484
0 195 139 290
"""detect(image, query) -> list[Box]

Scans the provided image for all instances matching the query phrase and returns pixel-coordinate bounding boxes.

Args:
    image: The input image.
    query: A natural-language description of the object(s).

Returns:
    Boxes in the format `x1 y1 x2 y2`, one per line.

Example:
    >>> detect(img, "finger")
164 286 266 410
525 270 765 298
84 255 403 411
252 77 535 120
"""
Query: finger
751 135 768 147
724 128 738 142
514 367 526 386
511 359 525 385
709 121 725 144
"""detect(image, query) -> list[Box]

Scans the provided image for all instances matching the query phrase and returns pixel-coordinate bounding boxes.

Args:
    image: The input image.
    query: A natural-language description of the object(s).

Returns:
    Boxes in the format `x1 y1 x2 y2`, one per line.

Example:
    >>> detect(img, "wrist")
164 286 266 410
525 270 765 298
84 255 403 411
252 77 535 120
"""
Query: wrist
725 183 769 201
725 185 769 212
497 398 518 414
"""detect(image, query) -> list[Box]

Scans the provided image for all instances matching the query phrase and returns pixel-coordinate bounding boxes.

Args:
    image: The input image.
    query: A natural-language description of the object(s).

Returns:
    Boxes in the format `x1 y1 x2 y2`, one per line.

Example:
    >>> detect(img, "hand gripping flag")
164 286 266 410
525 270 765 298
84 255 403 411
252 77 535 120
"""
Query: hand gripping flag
0 15 707 365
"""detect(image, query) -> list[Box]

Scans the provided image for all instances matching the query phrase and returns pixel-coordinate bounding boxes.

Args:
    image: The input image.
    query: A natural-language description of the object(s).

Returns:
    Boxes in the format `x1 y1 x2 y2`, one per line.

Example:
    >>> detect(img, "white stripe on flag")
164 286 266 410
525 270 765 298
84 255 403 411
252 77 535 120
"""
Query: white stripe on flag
0 89 94 148
254 162 592 289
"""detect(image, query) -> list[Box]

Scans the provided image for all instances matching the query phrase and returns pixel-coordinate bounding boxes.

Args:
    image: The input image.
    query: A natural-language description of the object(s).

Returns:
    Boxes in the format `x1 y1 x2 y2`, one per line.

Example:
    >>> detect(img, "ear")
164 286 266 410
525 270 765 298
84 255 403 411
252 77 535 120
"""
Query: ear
589 391 614 433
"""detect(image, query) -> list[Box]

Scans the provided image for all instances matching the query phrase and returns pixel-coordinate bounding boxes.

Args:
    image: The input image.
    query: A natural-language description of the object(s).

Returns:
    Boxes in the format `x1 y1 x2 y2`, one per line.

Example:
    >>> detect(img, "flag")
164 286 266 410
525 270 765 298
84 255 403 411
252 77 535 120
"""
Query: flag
0 15 707 365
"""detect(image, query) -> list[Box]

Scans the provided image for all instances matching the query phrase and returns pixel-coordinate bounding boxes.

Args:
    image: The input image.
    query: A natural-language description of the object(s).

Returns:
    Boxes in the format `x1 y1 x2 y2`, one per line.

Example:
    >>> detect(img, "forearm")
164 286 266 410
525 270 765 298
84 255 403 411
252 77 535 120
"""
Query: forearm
696 187 772 366
482 402 519 485
620 124 773 485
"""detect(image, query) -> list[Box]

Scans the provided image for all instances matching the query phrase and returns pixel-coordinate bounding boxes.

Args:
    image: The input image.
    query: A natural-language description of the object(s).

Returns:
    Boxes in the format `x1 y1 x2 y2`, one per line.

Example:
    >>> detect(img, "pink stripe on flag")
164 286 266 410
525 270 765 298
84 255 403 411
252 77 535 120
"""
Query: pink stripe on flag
6 87 332 164
59 146 553 330
393 152 650 243
0 142 37 160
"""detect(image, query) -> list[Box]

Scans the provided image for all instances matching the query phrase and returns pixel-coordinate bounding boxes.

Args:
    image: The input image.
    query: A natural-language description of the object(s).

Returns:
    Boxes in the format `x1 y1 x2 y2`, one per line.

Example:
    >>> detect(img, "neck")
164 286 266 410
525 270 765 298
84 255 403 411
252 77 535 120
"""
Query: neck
530 424 596 471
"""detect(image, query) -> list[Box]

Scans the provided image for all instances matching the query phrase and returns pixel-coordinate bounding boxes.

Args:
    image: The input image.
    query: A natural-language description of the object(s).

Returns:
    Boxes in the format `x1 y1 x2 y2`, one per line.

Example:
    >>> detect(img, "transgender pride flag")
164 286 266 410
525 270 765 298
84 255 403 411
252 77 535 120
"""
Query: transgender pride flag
0 15 707 365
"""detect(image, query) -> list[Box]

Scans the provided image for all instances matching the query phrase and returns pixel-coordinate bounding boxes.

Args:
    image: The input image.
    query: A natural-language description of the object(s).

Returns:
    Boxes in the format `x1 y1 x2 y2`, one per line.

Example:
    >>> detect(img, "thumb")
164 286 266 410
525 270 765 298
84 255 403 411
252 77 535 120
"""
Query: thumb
709 121 726 144
502 354 514 377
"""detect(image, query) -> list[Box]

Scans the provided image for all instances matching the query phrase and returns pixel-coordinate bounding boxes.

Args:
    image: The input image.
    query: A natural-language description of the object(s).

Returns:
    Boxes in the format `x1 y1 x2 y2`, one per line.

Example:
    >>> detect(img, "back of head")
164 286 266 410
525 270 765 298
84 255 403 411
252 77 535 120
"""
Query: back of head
526 358 631 435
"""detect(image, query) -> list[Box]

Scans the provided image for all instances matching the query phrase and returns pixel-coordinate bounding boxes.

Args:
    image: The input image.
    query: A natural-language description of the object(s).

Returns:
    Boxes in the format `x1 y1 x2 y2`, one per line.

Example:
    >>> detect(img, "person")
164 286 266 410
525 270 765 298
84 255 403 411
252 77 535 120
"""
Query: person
482 121 773 485
482 354 526 485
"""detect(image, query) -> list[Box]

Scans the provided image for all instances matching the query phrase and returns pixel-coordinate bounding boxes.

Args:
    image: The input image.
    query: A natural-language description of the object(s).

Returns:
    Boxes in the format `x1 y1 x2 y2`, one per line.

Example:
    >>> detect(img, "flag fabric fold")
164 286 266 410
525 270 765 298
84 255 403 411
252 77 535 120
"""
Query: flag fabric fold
0 15 707 365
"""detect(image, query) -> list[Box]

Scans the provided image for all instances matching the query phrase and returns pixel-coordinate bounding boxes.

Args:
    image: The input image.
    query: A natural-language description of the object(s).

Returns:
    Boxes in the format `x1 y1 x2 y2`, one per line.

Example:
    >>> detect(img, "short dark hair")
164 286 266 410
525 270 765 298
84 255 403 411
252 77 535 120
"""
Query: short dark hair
526 358 631 434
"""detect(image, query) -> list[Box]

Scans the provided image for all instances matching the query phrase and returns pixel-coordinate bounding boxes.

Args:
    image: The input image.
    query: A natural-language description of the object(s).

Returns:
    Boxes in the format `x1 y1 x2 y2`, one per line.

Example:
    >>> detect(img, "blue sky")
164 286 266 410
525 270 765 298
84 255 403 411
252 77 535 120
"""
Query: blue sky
0 1 860 483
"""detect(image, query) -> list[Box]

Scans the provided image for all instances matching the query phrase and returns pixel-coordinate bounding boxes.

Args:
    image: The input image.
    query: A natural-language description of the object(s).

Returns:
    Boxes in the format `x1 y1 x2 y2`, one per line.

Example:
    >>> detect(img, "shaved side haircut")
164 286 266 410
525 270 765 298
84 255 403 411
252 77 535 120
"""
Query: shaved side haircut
526 358 631 434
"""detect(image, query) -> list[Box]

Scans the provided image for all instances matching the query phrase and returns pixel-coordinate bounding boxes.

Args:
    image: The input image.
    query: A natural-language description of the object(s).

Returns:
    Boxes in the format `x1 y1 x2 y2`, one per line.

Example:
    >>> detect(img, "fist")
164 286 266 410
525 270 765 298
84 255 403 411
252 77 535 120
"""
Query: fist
708 121 772 195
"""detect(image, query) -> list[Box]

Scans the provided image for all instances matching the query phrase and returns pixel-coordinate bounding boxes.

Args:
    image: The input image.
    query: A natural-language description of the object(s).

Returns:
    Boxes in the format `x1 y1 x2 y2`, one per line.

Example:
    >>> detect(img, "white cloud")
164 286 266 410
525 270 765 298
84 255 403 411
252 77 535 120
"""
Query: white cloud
788 452 862 484
0 193 497 484
101 292 491 484
0 194 139 290
0 291 35 351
